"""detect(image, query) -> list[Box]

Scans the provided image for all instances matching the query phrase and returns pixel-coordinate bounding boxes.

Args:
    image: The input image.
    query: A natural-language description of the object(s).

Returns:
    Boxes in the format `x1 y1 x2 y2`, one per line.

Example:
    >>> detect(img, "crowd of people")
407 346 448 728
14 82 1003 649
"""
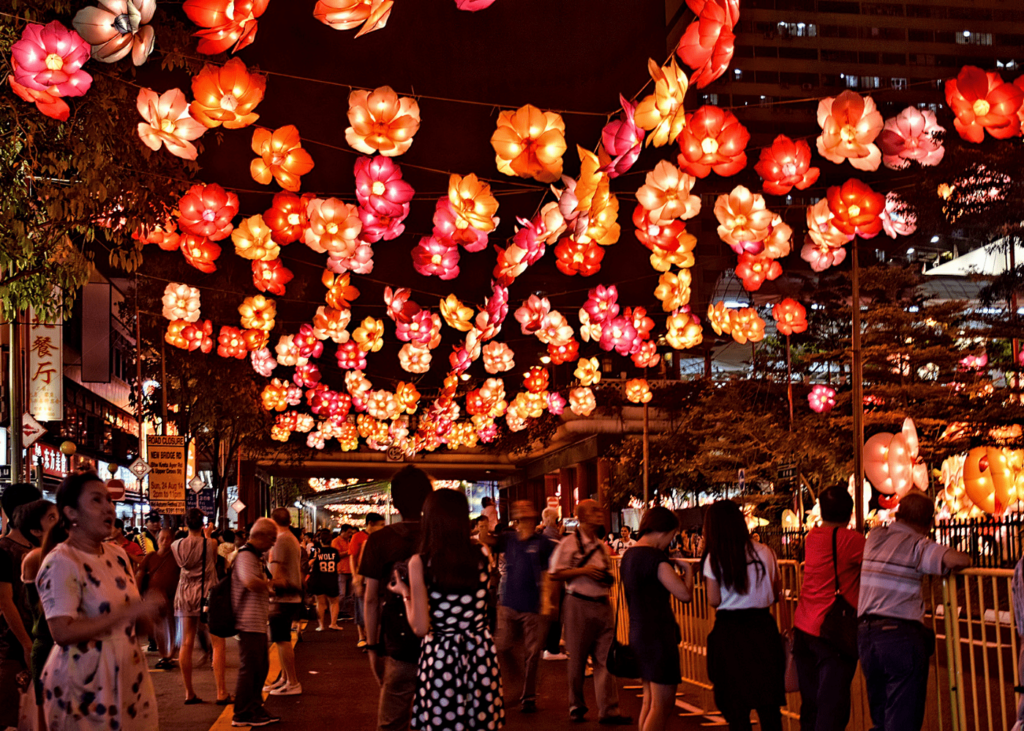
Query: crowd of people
0 467 984 731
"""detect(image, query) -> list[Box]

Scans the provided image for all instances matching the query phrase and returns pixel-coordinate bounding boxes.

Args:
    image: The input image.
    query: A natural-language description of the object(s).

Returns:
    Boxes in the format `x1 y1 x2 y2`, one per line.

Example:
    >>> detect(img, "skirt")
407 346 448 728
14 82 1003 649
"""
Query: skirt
707 607 786 710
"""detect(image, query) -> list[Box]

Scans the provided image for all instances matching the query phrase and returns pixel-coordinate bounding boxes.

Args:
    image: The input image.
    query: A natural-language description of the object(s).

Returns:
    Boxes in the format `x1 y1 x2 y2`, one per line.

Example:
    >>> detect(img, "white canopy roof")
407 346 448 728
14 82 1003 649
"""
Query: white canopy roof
926 239 1024 277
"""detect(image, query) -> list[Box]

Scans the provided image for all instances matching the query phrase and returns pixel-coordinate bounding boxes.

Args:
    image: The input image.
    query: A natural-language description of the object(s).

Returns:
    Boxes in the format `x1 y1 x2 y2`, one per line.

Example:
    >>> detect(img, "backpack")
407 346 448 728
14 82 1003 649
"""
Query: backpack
207 545 260 638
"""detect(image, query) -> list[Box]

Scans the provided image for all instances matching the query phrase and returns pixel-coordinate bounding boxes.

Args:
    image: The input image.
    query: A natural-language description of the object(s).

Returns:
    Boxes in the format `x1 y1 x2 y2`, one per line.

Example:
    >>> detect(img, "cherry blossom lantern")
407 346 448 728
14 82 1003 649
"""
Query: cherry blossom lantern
807 385 836 414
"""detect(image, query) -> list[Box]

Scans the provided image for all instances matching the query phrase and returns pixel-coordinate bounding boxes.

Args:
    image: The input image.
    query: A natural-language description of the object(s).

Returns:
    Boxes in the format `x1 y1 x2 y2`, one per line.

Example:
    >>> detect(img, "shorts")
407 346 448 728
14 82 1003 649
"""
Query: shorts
310 575 339 598
269 602 302 643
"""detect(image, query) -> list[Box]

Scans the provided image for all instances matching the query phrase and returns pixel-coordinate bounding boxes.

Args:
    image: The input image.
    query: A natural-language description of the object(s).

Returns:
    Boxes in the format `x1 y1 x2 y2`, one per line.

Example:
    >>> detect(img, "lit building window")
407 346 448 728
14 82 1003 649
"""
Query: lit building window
776 21 818 37
891 78 907 90
956 31 993 45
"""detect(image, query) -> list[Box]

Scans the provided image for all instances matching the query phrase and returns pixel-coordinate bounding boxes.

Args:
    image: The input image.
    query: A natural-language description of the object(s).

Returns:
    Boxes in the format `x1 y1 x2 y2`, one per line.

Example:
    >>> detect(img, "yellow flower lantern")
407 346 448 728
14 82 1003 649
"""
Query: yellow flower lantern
491 104 567 183
238 294 276 331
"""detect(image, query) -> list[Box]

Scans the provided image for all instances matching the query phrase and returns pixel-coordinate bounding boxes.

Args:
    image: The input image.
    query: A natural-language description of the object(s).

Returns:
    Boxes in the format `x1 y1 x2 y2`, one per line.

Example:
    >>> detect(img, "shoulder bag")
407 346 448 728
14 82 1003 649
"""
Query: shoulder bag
818 527 859 659
605 557 640 679
199 537 209 624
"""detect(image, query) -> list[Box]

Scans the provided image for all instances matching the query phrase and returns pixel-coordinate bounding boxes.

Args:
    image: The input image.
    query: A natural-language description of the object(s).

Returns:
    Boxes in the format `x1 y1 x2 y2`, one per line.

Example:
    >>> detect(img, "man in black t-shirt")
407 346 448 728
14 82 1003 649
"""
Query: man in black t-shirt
358 467 432 731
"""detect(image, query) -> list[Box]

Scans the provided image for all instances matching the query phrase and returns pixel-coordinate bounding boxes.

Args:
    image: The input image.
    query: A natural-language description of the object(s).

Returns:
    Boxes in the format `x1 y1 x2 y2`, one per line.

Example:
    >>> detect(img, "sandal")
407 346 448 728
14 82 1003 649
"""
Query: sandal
216 696 234 706
184 697 204 705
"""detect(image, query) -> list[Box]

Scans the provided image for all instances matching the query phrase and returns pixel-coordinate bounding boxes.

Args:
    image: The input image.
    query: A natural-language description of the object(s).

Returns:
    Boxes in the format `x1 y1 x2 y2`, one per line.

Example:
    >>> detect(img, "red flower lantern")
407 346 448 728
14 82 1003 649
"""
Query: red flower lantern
826 179 885 239
189 58 265 129
294 324 324 360
182 320 213 353
945 66 1024 143
523 366 550 394
548 339 579 365
412 236 460 280
735 253 782 292
632 205 691 253
554 238 604 277
178 183 238 241
675 0 739 89
180 234 221 273
182 0 269 55
216 326 248 359
754 135 820 196
631 341 661 369
676 105 749 178
264 192 310 245
336 341 367 370
252 259 293 296
771 298 808 336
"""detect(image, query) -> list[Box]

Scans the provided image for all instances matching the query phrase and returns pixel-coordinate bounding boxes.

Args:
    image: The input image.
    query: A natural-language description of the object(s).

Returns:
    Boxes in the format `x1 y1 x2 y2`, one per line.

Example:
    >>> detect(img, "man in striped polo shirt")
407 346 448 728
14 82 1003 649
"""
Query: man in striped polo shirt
857 492 970 731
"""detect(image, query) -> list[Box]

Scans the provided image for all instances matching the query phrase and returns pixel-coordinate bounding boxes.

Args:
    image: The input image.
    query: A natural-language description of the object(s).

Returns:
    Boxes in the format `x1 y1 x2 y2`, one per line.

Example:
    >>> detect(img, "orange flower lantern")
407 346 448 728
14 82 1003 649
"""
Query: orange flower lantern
714 186 773 252
439 295 474 332
395 382 421 414
548 339 580 365
491 104 567 183
515 295 550 334
165 320 189 349
676 106 749 178
264 192 310 245
323 271 360 310
313 0 392 36
635 160 701 224
231 214 279 261
944 66 1024 143
447 174 499 233
816 91 883 171
238 294 276 331
312 306 352 343
805 198 853 250
345 86 420 157
366 390 400 421
242 329 268 351
189 58 265 129
634 57 688 147
580 180 621 246
182 0 268 54
217 326 248 359
963 446 1015 514
654 270 692 311
707 301 733 336
180 234 222 273
569 387 597 417
250 125 315 192
523 366 549 394
826 179 885 238
304 198 362 257
735 253 782 292
8 72 70 122
136 88 206 160
353 317 384 353
754 135 820 196
729 308 766 345
666 308 703 350
771 298 808 336
554 238 604 277
632 206 691 253
625 378 652 404
675 0 739 88
261 379 289 412
137 219 180 251
252 259 293 296
574 357 601 387
649 242 696 272
482 342 514 374
399 343 431 374
762 216 793 259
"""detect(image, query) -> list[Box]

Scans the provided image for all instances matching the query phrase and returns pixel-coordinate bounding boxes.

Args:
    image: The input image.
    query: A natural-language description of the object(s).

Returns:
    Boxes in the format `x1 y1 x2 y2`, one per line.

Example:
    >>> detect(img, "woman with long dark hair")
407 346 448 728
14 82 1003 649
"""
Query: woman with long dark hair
392 488 505 730
36 472 161 730
621 507 694 731
702 500 785 731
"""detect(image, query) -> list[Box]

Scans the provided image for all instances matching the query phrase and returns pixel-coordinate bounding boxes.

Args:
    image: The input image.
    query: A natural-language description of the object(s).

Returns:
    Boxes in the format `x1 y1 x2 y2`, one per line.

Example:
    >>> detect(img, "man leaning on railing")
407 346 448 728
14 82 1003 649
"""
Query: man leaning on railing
857 492 971 731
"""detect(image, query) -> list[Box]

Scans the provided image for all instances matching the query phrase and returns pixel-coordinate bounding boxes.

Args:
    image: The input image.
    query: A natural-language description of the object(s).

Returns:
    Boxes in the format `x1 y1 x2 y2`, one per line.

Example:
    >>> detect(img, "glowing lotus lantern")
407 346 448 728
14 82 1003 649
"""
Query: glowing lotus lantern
252 259 293 296
180 234 222 273
490 105 567 183
165 320 189 350
569 387 597 417
161 283 201 322
274 334 307 368
636 161 701 224
395 311 435 347
729 308 765 345
863 418 928 500
250 125 314 192
754 135 820 196
707 301 732 336
383 287 419 325
366 391 400 421
251 347 277 377
807 385 836 414
242 328 269 351
816 91 883 171
413 237 460 280
264 192 310 245
72 1 156 65
216 326 248 359
431 198 489 252
882 193 917 239
355 155 414 214
654 270 692 311
676 106 749 178
189 58 265 129
447 174 499 233
735 253 781 293
599 316 638 357
675 0 739 88
826 179 885 238
515 295 551 334
666 308 703 350
353 317 384 353
346 86 420 157
762 217 793 259
649 242 696 272
182 320 213 353
523 367 550 394
440 295 474 332
312 306 351 344
554 238 604 277
632 341 660 369
399 343 431 374
878 107 946 169
182 0 268 54
600 95 644 178
238 294 276 331
178 183 239 241
136 88 206 160
323 271 360 310
945 66 1024 142
547 339 579 366
232 215 279 261
482 342 514 374
634 57 689 147
313 0 392 36
771 298 807 336
714 186 773 253
336 341 368 370
632 207 690 254
261 380 289 412
304 198 362 257
625 379 652 404
11 21 93 97
536 311 574 347
292 363 321 389
8 73 71 121
572 358 600 387
395 382 421 414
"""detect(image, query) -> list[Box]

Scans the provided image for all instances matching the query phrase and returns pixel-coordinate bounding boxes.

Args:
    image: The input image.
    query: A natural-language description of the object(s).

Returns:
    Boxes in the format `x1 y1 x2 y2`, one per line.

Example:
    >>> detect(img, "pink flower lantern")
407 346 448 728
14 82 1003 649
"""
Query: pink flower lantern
354 156 414 217
547 392 567 416
599 316 638 357
358 206 407 243
878 107 946 169
11 21 93 97
536 311 574 347
396 310 435 347
294 324 324 360
336 341 368 370
959 353 989 371
808 385 836 414
250 347 277 377
583 285 620 325
292 363 322 388
431 198 489 253
600 95 644 178
384 287 420 324
882 193 918 239
515 295 551 334
399 343 432 374
800 238 847 273
412 236 460 280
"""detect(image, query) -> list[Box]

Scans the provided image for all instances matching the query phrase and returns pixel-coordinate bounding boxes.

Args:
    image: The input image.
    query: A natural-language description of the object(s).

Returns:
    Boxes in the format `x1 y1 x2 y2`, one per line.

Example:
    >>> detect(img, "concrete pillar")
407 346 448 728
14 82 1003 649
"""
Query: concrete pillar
575 462 590 503
558 467 575 518
597 458 612 533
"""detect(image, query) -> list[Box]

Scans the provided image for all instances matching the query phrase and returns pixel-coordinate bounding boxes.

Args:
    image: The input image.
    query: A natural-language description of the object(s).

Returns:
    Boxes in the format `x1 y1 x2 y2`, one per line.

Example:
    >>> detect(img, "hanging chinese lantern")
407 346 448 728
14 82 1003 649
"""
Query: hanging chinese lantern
161 283 201 322
353 317 385 353
654 270 691 311
625 379 652 404
666 308 703 350
569 387 597 417
399 343 432 374
878 107 946 169
396 382 421 414
261 379 290 412
439 295 474 332
633 57 688 147
816 91 883 171
631 341 660 369
863 418 928 500
548 340 580 366
598 316 638 357
250 347 277 377
676 105 749 178
180 234 222 273
264 192 310 245
8 71 71 121
523 366 549 394
136 88 206 160
963 446 1016 514
944 66 1024 143
807 385 836 414
735 253 782 292
304 197 362 257
599 95 644 178
232 214 279 261
323 271 360 310
181 320 213 353
636 160 701 224
554 238 604 277
345 85 421 157
242 329 269 351
313 0 392 36
574 357 601 387
250 125 314 192
312 306 351 344
355 155 414 216
729 308 766 345
189 58 266 128
490 104 567 183
238 294 276 331
675 0 739 88
73 0 156 65
754 135 820 196
447 173 499 233
178 183 239 240
336 341 368 370
826 179 885 238
10 21 92 97
714 186 773 253
413 237 461 280
217 326 248 359
771 299 808 336
482 342 514 374
252 259 293 296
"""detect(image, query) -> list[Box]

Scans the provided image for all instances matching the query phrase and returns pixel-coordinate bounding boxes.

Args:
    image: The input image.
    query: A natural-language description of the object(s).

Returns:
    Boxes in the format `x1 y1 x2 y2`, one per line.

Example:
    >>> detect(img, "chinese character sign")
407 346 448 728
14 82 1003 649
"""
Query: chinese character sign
146 435 186 515
28 308 63 422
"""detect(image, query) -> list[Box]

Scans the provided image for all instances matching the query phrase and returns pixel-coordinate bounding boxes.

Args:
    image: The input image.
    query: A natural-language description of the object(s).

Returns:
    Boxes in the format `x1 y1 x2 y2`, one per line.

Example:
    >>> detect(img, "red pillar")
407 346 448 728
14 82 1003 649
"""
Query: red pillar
558 467 575 518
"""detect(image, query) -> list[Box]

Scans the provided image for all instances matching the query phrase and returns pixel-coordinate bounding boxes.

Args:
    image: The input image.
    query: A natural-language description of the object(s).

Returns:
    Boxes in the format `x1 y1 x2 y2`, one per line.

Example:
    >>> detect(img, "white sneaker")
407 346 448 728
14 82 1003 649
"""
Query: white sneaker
262 676 286 693
543 651 568 661
269 683 302 696
315 626 325 632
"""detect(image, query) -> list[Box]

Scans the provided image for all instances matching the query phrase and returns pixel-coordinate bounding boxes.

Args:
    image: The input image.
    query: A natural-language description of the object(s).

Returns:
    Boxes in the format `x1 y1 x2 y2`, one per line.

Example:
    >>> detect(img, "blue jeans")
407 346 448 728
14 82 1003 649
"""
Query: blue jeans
857 618 933 731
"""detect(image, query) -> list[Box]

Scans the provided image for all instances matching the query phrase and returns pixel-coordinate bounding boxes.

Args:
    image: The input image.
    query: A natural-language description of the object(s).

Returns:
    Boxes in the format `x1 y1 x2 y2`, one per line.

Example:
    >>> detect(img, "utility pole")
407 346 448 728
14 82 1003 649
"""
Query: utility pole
642 400 650 508
8 319 22 484
851 241 865 530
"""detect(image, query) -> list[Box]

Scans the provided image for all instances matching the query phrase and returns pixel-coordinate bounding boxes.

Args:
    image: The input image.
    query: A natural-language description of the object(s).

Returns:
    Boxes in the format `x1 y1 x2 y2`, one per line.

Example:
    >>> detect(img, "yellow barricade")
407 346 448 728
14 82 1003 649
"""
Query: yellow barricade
611 558 1021 730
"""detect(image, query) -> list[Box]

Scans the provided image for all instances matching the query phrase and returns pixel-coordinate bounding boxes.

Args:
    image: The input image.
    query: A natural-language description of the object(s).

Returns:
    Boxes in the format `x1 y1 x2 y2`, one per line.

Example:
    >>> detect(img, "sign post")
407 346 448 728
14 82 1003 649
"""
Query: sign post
146 435 186 515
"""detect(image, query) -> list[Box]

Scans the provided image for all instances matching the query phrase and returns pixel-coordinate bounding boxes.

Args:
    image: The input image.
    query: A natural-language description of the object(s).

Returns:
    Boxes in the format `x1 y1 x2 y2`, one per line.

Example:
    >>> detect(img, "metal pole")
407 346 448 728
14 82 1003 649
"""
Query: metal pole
160 336 168 435
8 319 22 484
1010 243 1020 398
642 401 650 508
786 334 794 428
851 240 865 531
135 301 144 457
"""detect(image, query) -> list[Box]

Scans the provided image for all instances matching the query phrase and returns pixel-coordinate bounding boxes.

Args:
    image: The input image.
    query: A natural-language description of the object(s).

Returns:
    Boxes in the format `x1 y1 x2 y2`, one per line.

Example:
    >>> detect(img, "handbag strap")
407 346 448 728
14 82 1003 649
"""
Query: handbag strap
831 527 841 597
201 536 208 600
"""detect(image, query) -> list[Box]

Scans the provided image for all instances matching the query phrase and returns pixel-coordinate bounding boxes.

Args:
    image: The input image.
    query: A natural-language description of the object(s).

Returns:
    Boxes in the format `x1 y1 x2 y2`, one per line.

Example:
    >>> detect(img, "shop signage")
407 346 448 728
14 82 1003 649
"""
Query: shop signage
31 443 67 479
186 487 216 517
27 308 63 422
21 414 46 448
147 435 186 515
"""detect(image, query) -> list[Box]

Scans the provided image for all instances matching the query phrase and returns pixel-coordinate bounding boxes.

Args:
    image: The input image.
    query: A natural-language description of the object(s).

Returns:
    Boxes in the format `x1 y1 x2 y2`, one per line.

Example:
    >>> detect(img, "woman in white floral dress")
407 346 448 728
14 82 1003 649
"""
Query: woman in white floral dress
37 473 161 731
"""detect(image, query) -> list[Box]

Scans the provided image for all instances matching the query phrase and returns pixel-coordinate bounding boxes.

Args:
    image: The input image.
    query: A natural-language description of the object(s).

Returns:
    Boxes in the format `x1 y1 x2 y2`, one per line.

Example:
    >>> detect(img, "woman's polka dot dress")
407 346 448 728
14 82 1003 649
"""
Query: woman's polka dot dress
412 565 504 730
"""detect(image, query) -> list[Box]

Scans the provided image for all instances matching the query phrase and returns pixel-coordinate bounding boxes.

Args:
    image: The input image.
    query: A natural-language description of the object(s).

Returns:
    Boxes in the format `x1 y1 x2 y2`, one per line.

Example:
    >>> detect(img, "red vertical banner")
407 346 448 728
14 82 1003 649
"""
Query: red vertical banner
27 307 62 422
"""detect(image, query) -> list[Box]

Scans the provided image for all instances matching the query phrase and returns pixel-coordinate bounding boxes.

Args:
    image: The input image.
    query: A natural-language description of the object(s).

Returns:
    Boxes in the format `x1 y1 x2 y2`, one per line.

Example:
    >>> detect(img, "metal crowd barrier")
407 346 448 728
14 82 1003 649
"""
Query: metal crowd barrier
611 558 1022 730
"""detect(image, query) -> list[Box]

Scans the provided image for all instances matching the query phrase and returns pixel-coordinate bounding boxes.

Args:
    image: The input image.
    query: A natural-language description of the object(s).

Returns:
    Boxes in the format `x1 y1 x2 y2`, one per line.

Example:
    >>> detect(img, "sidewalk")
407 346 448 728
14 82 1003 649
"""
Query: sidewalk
149 622 715 729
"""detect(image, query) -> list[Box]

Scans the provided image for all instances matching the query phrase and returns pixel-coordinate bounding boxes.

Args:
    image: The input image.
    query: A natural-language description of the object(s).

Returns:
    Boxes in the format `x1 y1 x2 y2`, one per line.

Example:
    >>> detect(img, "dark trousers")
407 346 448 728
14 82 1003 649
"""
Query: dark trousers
235 631 270 720
793 628 858 731
857 618 932 731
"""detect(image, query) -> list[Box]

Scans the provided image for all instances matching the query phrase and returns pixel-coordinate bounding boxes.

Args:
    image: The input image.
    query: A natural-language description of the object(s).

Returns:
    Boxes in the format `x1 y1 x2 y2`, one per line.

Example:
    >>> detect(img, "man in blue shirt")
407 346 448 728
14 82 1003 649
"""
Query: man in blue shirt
494 500 554 714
